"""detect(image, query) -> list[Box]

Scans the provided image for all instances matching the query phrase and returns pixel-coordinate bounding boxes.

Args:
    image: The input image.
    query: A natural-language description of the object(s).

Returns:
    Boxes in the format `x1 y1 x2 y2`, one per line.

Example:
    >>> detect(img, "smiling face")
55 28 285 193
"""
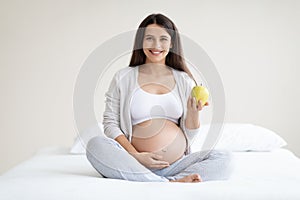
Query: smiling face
143 24 173 64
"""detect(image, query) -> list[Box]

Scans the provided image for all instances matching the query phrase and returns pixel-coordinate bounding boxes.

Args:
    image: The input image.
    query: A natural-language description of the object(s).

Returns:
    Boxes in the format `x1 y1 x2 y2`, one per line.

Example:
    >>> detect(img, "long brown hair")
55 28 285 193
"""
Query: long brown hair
129 13 197 85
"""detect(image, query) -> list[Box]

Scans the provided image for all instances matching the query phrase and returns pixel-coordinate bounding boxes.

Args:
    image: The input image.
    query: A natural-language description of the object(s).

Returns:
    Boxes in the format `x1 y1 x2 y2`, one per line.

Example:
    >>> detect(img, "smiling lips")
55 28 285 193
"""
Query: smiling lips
149 49 163 56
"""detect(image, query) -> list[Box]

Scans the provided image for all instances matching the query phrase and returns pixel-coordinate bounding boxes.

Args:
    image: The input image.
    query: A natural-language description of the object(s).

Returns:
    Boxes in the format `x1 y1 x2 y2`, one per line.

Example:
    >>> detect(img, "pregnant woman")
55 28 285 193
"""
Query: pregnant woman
86 13 233 183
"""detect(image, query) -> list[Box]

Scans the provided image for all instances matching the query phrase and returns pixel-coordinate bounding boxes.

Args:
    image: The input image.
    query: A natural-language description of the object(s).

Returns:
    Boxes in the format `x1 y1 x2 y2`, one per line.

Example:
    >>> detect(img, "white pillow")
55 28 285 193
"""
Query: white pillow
70 122 104 154
70 122 288 154
191 123 287 152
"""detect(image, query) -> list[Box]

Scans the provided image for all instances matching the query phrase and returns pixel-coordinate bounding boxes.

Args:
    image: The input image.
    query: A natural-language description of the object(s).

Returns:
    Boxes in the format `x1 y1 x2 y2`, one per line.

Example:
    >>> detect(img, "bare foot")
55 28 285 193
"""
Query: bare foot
169 174 202 183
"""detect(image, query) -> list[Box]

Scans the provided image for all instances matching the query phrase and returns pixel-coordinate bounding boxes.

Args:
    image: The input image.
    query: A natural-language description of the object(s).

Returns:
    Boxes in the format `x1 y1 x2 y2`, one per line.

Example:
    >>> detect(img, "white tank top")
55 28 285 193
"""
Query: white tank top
130 84 183 126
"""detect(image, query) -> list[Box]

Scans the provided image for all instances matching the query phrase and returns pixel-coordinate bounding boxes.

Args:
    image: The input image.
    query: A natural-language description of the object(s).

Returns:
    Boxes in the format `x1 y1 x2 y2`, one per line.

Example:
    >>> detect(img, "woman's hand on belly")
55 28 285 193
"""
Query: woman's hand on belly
130 152 170 169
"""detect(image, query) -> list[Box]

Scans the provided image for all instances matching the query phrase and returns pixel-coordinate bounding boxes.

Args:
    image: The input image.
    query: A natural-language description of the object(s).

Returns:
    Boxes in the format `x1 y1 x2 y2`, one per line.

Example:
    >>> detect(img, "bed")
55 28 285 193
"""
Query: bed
1 123 300 200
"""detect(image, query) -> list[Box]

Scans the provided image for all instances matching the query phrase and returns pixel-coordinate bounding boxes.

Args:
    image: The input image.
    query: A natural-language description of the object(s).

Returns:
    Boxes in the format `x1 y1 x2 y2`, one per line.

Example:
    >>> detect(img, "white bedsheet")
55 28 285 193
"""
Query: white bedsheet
1 147 300 200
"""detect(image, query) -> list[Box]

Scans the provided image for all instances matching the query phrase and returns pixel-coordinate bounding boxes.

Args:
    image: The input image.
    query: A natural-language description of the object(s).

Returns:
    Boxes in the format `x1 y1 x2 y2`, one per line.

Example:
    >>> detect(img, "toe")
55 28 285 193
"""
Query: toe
192 174 202 182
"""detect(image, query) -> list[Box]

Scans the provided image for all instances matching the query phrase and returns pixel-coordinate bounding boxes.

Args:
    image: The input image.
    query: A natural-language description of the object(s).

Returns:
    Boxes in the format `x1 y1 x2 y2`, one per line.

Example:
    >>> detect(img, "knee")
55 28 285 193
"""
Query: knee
211 150 235 180
220 150 234 179
86 135 108 157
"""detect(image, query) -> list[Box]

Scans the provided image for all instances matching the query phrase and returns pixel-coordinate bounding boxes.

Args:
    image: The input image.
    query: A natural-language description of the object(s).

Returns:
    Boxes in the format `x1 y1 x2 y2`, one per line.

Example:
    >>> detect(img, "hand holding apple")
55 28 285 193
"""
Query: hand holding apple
185 85 209 129
191 85 209 107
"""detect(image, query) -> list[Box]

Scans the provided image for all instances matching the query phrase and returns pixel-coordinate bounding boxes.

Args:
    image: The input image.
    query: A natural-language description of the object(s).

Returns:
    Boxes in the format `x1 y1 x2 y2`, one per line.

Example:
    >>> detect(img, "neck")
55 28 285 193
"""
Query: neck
141 63 170 76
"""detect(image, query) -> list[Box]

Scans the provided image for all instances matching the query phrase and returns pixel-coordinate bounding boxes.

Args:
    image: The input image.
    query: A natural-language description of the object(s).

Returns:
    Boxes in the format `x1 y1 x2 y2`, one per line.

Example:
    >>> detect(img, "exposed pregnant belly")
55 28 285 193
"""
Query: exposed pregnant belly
131 119 187 165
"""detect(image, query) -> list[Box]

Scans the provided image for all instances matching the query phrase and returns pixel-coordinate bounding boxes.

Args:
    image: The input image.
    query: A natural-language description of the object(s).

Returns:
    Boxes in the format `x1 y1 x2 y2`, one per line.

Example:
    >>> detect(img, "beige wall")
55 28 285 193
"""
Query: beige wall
1 0 299 174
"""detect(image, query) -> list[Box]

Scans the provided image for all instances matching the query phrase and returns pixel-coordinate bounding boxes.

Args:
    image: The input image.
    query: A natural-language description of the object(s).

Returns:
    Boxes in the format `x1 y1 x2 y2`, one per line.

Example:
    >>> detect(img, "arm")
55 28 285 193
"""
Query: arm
183 73 209 130
115 134 138 154
185 96 209 129
102 71 123 139
185 95 200 129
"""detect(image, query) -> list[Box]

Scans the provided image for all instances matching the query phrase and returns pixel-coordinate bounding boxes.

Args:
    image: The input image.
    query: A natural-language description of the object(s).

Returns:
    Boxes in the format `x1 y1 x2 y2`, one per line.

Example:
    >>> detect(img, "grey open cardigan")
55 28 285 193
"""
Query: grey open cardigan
103 65 201 155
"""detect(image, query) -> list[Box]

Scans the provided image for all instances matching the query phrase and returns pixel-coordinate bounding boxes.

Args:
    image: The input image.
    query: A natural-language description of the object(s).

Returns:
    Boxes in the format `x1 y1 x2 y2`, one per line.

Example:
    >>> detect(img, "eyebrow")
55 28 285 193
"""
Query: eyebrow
145 34 170 38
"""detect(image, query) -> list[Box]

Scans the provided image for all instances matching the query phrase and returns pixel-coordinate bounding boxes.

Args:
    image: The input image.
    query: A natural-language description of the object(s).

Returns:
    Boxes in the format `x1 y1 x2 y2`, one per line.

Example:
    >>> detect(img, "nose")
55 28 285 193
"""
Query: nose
153 39 161 49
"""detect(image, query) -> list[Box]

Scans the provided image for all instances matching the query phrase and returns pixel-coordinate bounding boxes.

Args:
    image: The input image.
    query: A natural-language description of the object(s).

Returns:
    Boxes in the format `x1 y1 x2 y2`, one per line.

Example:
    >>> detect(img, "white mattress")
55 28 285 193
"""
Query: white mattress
1 147 300 200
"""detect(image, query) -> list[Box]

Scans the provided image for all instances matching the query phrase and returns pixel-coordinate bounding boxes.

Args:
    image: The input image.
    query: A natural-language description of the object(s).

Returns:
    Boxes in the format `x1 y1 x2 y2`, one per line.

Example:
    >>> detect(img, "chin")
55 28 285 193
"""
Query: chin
148 59 165 64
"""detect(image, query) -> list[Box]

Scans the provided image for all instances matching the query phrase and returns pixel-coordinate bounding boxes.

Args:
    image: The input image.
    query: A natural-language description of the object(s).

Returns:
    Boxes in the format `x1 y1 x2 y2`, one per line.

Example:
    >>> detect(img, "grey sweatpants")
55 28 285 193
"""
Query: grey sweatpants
86 135 234 182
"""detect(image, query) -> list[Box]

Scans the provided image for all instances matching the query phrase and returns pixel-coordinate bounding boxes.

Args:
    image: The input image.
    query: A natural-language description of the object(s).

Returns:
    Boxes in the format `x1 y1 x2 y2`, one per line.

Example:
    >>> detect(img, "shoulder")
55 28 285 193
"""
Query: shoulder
172 68 191 79
113 66 136 80
172 68 195 87
118 66 135 75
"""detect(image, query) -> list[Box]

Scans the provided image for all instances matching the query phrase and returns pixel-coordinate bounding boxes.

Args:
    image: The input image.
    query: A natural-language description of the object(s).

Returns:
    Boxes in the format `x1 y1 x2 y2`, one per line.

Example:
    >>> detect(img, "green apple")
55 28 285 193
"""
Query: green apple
191 85 209 106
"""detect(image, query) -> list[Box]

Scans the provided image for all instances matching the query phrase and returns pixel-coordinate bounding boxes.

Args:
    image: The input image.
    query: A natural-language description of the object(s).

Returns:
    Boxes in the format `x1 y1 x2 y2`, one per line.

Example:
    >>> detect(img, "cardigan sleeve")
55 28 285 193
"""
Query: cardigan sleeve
102 71 124 139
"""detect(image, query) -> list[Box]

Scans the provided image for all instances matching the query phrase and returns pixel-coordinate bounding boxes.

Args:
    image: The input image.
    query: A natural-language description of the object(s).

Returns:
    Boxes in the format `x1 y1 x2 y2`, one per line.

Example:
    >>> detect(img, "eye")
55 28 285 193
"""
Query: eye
145 37 153 41
161 38 168 41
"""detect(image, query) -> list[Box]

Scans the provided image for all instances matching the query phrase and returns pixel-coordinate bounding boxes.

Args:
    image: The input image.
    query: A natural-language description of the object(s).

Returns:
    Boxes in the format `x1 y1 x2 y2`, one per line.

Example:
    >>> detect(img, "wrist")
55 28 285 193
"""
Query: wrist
185 114 200 129
129 151 139 157
187 109 200 117
186 122 200 129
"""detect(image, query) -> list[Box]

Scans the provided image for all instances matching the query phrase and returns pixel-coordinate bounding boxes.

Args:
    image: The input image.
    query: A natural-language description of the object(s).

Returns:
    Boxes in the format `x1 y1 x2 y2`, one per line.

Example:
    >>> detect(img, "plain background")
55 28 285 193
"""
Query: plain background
0 0 299 174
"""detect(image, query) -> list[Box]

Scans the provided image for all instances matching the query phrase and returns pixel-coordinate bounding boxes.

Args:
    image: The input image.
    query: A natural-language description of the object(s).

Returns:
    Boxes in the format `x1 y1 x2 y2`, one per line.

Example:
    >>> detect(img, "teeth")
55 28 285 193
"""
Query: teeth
151 50 162 55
